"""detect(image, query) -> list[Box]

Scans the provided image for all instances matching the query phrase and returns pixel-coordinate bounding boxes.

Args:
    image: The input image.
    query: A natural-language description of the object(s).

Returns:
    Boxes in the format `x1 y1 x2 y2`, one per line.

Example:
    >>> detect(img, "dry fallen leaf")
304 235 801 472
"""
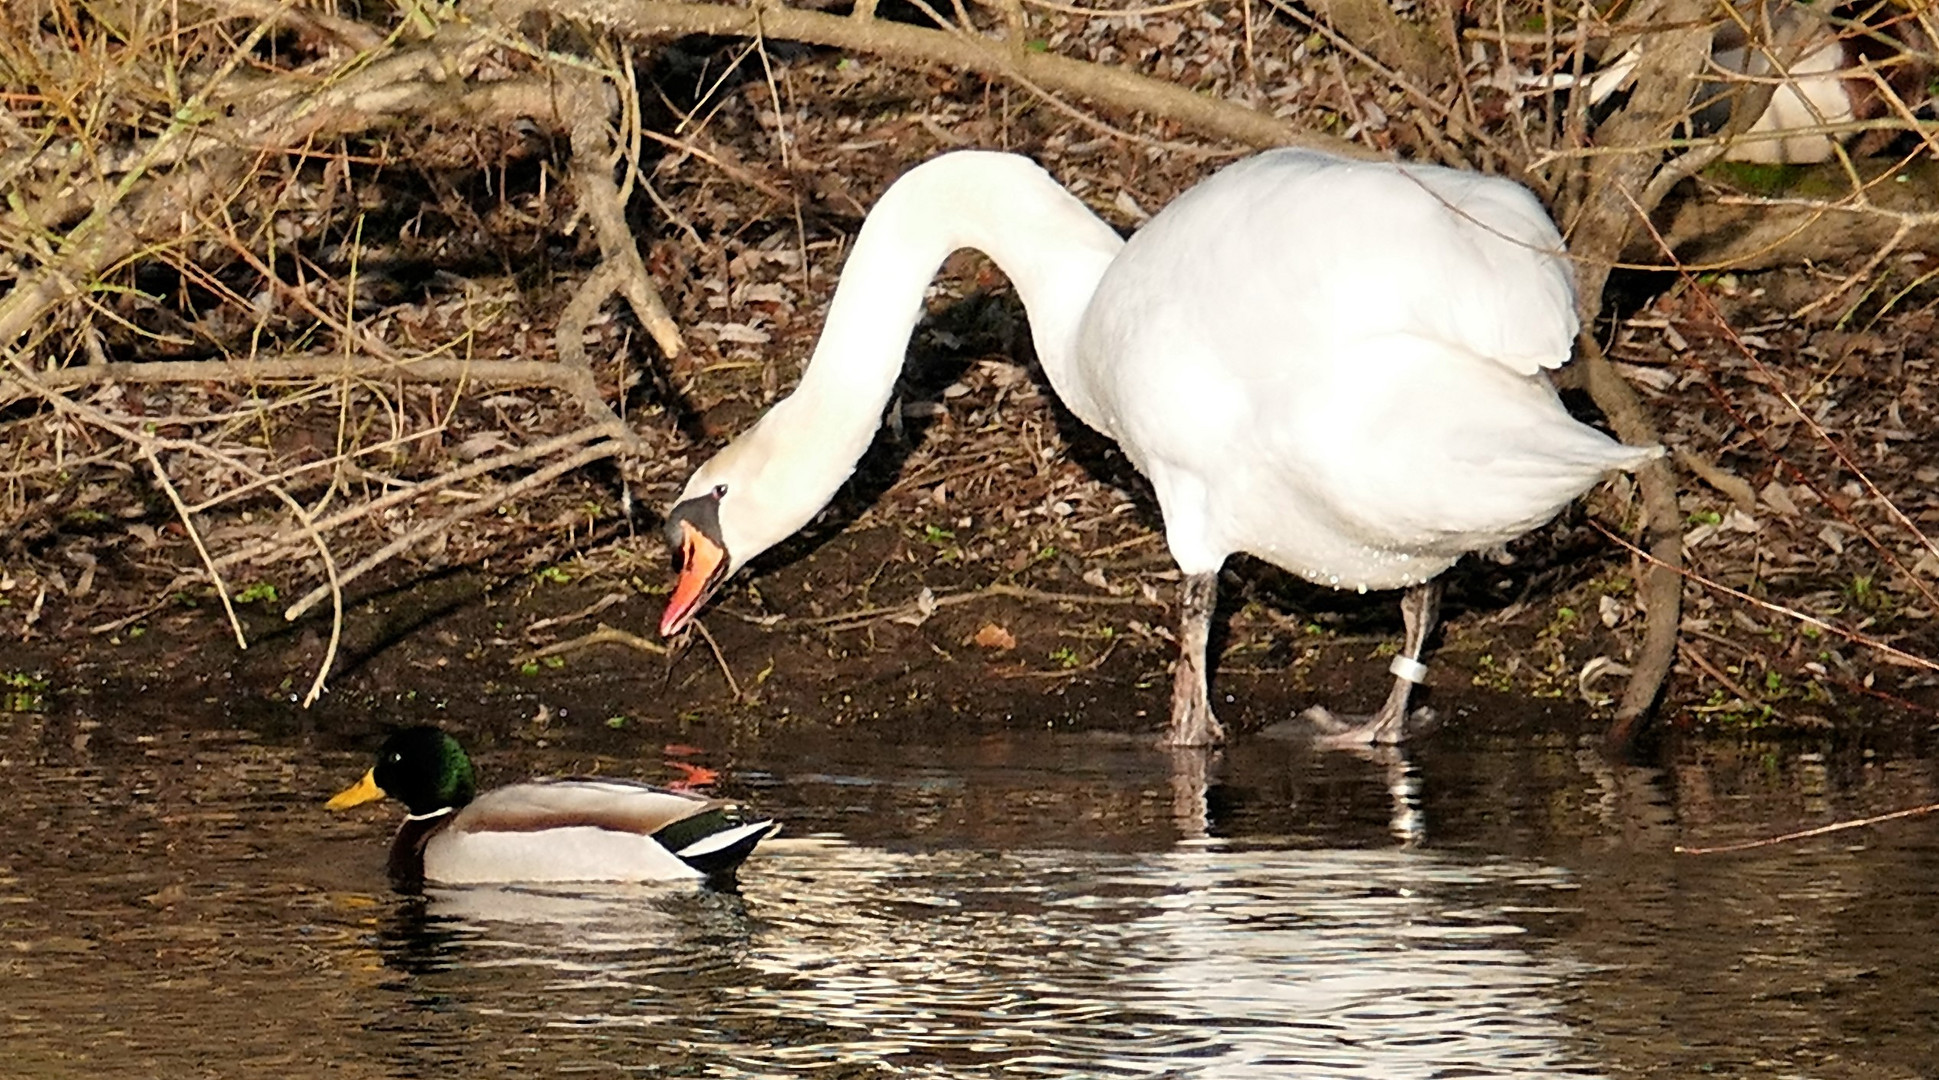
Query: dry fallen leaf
972 623 1016 651
890 586 938 627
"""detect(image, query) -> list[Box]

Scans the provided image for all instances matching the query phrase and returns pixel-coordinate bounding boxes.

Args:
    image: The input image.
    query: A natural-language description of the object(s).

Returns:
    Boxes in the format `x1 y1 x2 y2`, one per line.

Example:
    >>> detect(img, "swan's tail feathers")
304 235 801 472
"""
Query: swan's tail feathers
1481 434 1663 512
1586 440 1666 474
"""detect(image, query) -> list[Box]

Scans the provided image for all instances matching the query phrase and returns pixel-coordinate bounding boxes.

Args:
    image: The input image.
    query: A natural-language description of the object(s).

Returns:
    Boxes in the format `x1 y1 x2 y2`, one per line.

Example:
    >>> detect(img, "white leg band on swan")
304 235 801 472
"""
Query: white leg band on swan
1389 655 1429 685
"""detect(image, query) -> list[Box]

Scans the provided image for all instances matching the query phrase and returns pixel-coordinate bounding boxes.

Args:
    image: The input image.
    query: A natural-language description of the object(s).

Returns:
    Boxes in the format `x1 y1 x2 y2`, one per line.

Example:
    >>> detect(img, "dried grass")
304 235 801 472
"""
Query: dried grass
2 0 1936 727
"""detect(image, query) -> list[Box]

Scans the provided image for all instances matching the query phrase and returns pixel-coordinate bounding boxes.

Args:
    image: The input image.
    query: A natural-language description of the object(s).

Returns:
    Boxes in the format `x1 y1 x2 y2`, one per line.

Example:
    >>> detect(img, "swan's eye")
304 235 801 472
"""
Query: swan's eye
711 484 728 500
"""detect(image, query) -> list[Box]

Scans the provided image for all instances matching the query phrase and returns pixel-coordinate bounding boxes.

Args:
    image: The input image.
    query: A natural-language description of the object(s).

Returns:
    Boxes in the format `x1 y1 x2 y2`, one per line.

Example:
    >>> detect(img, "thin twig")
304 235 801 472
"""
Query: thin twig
142 448 248 650
1676 802 1939 855
691 618 743 701
1678 640 1756 703
517 622 667 664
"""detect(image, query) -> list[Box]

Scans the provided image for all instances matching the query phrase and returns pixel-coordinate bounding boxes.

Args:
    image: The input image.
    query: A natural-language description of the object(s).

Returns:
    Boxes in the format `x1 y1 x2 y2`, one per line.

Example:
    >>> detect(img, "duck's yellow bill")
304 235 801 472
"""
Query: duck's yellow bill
326 768 387 810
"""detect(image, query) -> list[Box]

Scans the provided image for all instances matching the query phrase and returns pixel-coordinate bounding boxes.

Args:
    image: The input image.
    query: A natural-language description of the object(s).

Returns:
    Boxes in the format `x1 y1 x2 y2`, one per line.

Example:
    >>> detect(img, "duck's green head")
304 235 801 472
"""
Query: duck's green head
326 726 478 817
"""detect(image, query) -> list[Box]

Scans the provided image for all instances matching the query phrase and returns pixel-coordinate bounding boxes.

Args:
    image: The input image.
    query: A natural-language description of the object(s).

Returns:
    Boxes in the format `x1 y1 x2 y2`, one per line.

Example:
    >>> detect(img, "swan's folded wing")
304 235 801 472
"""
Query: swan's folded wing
1392 163 1581 375
1085 149 1581 392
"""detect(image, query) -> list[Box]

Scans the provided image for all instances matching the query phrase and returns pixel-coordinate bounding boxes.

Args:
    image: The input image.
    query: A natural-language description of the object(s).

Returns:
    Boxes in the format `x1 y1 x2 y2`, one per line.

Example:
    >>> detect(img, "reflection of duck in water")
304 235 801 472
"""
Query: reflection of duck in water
327 726 777 890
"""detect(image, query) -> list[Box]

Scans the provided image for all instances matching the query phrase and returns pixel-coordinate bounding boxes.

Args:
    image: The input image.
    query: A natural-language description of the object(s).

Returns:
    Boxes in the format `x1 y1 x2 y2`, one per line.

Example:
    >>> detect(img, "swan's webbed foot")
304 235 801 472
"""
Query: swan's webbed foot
1299 581 1445 750
1298 702 1440 748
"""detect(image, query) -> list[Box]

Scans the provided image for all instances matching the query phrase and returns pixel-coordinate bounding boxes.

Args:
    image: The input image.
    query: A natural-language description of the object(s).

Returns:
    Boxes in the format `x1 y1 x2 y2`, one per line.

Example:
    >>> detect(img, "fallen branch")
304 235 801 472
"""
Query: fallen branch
492 0 1360 156
804 580 1161 632
1676 801 1939 855
562 64 685 364
7 354 611 398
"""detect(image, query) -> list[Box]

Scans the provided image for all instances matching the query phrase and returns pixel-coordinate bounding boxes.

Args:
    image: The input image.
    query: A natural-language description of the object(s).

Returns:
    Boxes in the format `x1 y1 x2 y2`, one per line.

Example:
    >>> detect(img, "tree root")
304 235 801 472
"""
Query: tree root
1549 0 1723 751
1635 161 1939 271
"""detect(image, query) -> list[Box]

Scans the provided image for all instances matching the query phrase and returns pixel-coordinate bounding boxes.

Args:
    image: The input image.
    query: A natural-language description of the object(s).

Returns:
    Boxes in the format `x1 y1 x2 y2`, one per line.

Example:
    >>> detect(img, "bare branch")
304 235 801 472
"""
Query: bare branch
489 0 1361 155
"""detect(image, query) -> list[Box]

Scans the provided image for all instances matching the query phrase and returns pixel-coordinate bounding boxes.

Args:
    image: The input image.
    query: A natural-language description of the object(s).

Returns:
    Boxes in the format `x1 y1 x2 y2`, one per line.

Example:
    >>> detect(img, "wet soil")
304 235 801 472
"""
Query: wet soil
4 499 1927 756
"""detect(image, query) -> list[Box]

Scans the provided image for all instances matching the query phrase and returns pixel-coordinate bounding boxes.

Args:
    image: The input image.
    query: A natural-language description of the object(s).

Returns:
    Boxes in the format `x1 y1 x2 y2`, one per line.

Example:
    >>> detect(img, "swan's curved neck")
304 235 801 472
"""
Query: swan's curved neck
713 153 1124 561
791 154 1120 461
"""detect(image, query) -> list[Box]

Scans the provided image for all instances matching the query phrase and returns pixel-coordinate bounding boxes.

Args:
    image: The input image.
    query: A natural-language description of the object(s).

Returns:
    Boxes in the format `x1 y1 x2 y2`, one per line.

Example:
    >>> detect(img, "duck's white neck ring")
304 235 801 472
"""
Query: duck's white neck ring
405 806 457 823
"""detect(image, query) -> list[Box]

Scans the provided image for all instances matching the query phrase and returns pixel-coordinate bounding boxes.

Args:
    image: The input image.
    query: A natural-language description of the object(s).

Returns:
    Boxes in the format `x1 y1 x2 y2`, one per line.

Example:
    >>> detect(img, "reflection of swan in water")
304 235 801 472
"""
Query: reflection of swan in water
1125 850 1590 1078
737 844 1602 1079
356 839 1599 1076
1169 742 1427 847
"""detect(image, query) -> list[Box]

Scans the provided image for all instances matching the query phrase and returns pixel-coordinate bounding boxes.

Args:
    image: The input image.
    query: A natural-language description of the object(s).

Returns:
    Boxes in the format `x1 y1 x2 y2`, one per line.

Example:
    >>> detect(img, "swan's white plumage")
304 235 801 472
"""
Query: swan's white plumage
676 154 1123 576
1076 149 1657 586
667 148 1660 741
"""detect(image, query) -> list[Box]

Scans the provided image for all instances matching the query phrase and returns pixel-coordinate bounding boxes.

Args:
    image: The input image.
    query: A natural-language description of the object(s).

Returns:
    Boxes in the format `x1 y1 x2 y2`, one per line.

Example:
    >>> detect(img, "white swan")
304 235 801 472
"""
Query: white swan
657 148 1661 747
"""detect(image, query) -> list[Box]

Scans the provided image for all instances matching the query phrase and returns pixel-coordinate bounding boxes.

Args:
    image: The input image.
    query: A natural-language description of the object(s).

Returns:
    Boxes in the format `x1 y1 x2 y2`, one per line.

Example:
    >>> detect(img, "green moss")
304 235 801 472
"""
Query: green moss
1702 160 1809 194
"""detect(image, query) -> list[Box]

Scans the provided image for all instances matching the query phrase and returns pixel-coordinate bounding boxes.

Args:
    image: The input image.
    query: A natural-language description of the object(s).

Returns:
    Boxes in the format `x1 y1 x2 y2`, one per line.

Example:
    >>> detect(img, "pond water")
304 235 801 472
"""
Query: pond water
3 701 1936 1078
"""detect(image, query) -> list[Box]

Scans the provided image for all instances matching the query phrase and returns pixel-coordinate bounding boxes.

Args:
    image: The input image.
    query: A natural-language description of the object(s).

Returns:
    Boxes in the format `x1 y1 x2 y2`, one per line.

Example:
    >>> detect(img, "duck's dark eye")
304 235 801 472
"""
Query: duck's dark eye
387 753 403 764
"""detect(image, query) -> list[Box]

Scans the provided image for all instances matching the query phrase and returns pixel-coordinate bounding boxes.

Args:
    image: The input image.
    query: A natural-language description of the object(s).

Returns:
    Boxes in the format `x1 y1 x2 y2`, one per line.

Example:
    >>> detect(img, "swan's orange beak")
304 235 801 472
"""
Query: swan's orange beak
660 519 728 636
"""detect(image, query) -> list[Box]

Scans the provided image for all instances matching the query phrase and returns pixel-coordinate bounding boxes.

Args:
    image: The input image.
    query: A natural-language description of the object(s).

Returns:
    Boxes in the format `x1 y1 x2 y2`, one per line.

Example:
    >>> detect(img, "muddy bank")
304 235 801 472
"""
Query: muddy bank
9 496 1934 751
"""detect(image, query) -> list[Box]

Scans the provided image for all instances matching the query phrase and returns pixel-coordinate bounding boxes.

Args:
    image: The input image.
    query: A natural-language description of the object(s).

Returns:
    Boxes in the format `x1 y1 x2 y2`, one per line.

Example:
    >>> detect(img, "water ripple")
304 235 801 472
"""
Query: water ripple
387 843 1598 1078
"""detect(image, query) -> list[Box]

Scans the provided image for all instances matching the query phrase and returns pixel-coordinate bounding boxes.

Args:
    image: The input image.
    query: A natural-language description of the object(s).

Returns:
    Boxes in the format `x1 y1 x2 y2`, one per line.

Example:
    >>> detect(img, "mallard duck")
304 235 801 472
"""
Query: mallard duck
326 726 778 889
656 149 1659 748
